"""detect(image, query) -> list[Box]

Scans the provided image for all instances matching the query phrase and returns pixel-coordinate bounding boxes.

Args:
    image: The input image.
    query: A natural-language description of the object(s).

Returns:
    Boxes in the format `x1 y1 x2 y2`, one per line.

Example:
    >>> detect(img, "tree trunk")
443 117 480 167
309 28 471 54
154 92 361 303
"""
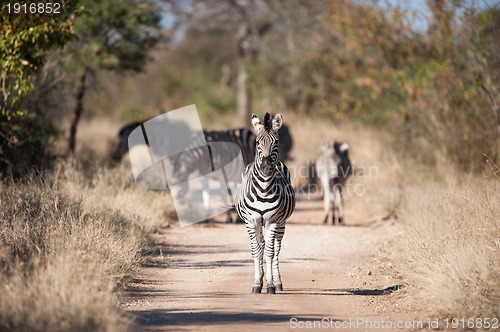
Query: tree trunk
236 55 249 128
235 18 250 128
68 69 88 153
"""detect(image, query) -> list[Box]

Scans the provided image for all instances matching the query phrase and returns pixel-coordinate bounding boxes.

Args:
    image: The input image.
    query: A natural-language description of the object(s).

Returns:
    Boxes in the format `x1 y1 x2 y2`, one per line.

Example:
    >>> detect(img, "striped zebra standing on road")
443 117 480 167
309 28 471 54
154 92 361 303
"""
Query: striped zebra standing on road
316 141 352 225
236 113 296 294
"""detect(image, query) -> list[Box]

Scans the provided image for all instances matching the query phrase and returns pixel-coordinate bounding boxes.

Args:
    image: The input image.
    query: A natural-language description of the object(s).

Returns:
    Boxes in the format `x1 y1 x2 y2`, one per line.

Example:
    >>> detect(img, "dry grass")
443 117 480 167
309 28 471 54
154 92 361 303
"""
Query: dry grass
398 167 500 317
0 159 172 332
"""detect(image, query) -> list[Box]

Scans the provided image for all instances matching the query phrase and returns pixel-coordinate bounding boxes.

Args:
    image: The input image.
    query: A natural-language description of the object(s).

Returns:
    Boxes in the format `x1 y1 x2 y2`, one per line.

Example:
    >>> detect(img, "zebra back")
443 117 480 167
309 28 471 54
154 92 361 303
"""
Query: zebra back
115 121 292 164
205 128 256 166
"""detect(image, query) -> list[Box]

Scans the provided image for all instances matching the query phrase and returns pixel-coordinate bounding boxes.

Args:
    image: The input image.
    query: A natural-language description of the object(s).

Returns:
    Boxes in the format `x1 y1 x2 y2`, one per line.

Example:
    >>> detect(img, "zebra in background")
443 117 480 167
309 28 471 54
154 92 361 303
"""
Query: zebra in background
205 128 256 166
113 121 294 163
236 113 295 294
168 128 256 223
316 141 352 225
277 123 293 162
207 125 293 163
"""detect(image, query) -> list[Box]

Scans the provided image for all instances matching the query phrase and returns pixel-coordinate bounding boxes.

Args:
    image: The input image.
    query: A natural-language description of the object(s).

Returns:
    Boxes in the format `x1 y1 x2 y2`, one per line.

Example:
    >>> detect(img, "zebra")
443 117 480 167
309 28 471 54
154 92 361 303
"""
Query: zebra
113 121 294 162
113 121 140 160
316 141 352 225
276 123 293 162
236 113 296 294
168 129 254 223
204 128 256 166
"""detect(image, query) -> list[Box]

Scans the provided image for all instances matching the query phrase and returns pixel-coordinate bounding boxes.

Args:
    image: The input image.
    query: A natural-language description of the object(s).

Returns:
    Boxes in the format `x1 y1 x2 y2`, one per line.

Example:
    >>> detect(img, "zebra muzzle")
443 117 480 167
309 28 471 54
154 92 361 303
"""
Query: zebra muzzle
261 157 273 176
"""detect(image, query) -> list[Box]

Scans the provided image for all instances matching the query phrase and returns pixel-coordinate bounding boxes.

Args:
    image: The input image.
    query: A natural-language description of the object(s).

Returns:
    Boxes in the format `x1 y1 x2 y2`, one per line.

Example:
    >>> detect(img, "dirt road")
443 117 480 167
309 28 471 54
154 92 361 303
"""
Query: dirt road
123 194 414 331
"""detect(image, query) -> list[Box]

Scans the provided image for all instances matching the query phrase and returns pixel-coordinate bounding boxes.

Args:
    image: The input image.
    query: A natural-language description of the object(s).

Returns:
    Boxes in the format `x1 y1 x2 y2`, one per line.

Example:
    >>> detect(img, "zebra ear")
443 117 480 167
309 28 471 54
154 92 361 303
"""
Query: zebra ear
252 114 264 132
272 114 283 130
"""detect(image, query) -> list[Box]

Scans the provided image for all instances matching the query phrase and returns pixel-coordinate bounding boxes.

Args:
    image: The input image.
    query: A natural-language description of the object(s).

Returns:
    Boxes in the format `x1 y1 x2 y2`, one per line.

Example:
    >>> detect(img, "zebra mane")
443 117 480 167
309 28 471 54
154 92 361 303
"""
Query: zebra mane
264 113 272 131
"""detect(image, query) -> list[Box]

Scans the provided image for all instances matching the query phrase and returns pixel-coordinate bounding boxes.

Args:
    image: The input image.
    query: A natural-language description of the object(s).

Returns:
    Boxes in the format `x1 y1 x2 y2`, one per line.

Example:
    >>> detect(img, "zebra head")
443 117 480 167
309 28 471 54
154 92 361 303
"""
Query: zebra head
252 113 282 177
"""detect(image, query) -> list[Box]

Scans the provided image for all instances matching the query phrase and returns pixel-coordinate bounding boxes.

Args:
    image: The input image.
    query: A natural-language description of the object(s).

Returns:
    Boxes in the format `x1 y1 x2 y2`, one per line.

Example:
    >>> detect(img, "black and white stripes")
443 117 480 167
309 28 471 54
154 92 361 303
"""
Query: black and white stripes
316 141 352 225
236 113 295 294
168 129 253 222
204 128 257 166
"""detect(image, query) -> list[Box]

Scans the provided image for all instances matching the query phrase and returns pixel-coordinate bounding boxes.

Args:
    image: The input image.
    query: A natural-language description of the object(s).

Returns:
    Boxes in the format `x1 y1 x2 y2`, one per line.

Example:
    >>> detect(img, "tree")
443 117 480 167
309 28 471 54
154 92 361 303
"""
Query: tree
63 0 161 153
0 0 76 174
168 0 271 127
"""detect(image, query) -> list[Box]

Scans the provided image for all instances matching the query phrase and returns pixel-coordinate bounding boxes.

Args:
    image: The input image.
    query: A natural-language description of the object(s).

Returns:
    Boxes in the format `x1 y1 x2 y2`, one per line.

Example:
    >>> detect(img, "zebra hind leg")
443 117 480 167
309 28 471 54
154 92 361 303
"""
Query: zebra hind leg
225 211 233 223
321 177 330 224
331 193 336 225
335 187 344 226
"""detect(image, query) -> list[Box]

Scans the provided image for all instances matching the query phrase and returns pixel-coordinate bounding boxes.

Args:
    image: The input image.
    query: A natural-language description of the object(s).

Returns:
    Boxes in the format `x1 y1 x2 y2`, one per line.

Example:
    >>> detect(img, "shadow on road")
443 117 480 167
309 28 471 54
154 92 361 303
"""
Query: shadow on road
129 309 338 329
283 285 404 296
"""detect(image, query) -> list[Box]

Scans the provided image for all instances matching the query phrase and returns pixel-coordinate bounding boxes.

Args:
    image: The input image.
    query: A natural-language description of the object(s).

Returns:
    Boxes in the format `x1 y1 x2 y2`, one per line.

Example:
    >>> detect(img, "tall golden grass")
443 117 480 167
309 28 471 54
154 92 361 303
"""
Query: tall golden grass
399 164 500 317
0 160 172 332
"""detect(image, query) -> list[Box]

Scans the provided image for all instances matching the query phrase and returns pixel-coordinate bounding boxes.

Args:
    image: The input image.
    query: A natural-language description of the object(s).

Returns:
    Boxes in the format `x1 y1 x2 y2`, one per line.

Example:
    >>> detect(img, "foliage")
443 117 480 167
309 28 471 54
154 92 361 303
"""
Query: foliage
163 28 237 120
0 0 76 109
62 0 161 77
63 0 162 153
253 0 500 171
0 0 162 172
388 3 500 171
0 0 77 175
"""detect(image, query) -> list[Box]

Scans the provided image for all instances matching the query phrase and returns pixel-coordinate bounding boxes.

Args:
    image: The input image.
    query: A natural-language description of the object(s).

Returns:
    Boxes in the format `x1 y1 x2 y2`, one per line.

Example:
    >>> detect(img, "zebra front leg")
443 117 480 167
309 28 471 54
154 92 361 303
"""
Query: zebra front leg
321 176 331 224
273 225 285 291
264 222 277 294
246 221 264 293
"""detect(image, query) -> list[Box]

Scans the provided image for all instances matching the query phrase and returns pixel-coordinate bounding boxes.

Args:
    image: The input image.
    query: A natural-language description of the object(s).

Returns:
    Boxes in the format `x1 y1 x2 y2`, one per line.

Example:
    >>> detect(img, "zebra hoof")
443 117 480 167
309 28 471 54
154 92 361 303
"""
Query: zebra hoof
252 286 262 293
267 286 276 294
275 284 283 291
